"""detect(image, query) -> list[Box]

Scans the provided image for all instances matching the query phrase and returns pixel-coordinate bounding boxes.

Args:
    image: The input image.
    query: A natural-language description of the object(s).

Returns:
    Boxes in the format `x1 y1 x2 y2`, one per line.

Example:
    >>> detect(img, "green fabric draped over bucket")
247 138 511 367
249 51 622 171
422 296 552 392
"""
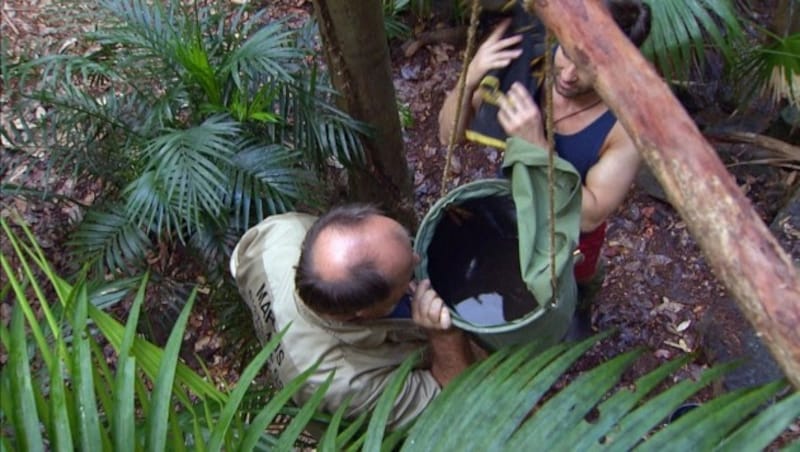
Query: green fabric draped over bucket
414 137 582 351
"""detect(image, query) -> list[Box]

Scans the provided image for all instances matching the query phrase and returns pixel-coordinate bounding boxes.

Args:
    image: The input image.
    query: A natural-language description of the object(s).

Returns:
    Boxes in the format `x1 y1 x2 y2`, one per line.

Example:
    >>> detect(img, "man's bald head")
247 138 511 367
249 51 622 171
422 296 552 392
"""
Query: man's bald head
295 204 416 317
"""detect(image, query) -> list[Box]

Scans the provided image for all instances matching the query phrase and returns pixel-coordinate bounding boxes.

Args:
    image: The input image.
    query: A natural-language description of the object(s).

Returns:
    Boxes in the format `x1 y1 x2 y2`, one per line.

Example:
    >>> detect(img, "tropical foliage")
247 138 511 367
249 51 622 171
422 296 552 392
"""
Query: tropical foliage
4 0 368 286
2 218 798 451
734 28 800 108
0 217 328 450
384 0 414 40
641 0 799 111
642 0 744 82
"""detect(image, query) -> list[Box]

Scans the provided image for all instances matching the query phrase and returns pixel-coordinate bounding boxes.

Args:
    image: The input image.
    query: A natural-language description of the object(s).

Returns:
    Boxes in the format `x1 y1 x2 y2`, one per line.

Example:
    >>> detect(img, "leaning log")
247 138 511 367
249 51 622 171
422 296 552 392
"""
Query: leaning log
527 0 800 388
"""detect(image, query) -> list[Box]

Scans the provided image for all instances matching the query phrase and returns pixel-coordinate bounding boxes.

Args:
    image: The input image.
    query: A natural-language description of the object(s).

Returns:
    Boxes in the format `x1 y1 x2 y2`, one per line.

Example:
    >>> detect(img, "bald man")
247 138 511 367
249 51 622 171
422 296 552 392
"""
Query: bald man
230 204 475 429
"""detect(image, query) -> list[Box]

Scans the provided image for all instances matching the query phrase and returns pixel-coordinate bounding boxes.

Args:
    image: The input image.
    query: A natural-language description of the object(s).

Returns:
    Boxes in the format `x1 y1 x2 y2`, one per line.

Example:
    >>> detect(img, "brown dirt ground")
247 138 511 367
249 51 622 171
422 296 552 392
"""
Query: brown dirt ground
2 0 798 444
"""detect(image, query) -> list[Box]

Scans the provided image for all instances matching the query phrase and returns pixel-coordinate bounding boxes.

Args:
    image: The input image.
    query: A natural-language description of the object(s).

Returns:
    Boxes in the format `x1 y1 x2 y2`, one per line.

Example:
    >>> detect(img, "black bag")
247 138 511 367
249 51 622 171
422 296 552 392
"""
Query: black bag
465 2 547 149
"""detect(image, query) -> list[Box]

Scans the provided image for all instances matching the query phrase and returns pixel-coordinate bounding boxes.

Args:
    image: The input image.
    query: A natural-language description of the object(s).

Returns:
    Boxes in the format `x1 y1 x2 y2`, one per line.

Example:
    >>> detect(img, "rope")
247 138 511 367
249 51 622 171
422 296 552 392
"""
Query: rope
440 0 482 198
543 30 559 306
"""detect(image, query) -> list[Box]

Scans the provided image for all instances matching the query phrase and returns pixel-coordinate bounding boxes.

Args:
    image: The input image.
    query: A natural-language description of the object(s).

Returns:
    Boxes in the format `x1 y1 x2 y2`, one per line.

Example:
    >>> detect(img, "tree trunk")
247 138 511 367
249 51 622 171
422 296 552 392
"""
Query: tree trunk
527 0 800 388
311 0 418 230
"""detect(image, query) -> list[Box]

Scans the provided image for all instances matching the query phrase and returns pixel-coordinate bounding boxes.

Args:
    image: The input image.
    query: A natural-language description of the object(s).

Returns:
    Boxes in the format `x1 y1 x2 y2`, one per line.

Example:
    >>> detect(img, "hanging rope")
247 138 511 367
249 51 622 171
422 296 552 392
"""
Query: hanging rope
542 29 559 306
441 0 482 198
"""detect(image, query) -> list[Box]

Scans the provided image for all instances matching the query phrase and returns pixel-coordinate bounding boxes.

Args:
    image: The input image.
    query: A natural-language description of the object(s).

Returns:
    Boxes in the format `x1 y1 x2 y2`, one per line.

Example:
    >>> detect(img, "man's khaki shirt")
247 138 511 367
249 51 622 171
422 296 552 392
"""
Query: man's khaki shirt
230 212 440 428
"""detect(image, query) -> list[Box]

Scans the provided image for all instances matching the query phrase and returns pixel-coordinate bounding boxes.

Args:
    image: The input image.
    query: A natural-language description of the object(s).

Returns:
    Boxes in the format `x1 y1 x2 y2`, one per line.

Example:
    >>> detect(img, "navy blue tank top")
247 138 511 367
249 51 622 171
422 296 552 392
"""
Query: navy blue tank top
555 109 617 182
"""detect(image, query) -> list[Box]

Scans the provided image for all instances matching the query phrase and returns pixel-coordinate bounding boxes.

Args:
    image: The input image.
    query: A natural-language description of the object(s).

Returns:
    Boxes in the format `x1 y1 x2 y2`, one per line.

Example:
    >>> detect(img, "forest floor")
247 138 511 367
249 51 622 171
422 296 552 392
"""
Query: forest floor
2 0 798 444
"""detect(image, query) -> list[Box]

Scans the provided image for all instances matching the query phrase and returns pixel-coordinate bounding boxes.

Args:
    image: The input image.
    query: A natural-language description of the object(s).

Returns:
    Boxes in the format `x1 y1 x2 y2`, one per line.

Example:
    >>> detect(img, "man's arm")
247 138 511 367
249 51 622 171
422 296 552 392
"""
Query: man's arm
496 83 642 233
580 124 642 232
438 80 481 146
438 19 523 146
410 279 474 386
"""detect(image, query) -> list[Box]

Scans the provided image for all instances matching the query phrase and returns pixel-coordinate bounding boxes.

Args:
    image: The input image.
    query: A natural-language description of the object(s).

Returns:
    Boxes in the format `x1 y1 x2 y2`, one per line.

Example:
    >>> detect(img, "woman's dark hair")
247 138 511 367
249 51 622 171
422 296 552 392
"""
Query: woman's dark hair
295 204 393 316
606 0 652 47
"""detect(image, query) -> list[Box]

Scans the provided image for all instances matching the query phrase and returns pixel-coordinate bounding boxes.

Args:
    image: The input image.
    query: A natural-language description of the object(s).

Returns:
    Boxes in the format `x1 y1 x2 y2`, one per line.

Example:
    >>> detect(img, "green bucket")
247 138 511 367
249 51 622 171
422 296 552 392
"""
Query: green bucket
414 178 577 352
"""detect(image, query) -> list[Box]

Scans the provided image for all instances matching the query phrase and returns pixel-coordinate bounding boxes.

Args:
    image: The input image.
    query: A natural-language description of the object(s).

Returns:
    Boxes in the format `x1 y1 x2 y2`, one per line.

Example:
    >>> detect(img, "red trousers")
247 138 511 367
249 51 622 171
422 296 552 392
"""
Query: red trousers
575 222 606 284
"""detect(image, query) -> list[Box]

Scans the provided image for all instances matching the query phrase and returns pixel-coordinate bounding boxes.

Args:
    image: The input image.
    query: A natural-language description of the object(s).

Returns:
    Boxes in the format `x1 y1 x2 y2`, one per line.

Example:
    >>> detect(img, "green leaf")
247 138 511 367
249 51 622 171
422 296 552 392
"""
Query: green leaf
89 304 224 402
599 362 738 451
8 304 45 452
735 32 800 107
401 343 521 449
89 338 116 443
642 0 743 81
112 273 148 452
275 373 334 451
69 208 152 274
206 328 289 452
112 357 138 452
145 292 197 451
553 354 694 451
238 361 321 451
0 219 56 370
221 19 300 88
507 350 643 448
318 395 354 451
227 143 309 230
88 276 142 310
363 351 422 451
715 390 800 451
174 37 221 106
70 285 104 451
637 381 789 451
334 411 369 448
140 115 239 238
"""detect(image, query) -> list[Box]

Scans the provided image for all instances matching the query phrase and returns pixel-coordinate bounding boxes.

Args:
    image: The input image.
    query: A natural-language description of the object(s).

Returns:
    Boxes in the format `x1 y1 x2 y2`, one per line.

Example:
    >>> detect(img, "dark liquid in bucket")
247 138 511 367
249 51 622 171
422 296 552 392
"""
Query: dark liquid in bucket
426 195 538 326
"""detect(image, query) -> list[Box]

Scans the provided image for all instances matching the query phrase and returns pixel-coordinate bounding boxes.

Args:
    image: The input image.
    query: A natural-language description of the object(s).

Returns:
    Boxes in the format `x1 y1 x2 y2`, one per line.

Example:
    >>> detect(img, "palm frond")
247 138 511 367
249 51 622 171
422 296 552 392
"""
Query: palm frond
68 207 152 275
14 84 141 187
7 0 368 282
141 115 239 239
222 18 303 90
642 0 744 81
637 381 790 451
93 0 183 77
173 36 222 107
390 335 798 450
87 275 142 311
14 53 121 92
384 0 412 40
227 143 313 231
716 391 800 450
123 169 177 235
187 216 240 283
734 31 800 107
275 70 369 170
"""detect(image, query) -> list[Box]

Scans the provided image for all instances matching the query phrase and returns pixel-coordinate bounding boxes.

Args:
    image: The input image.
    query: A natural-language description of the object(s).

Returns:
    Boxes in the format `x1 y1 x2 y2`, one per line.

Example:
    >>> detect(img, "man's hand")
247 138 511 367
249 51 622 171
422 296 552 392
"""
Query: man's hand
410 279 476 387
438 18 522 145
497 82 547 147
465 19 524 90
410 279 451 330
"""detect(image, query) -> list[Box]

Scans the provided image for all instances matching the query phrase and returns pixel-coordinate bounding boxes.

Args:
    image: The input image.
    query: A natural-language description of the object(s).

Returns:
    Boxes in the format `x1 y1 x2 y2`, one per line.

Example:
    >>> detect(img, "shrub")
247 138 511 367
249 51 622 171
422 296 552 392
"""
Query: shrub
5 0 368 285
0 217 333 450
